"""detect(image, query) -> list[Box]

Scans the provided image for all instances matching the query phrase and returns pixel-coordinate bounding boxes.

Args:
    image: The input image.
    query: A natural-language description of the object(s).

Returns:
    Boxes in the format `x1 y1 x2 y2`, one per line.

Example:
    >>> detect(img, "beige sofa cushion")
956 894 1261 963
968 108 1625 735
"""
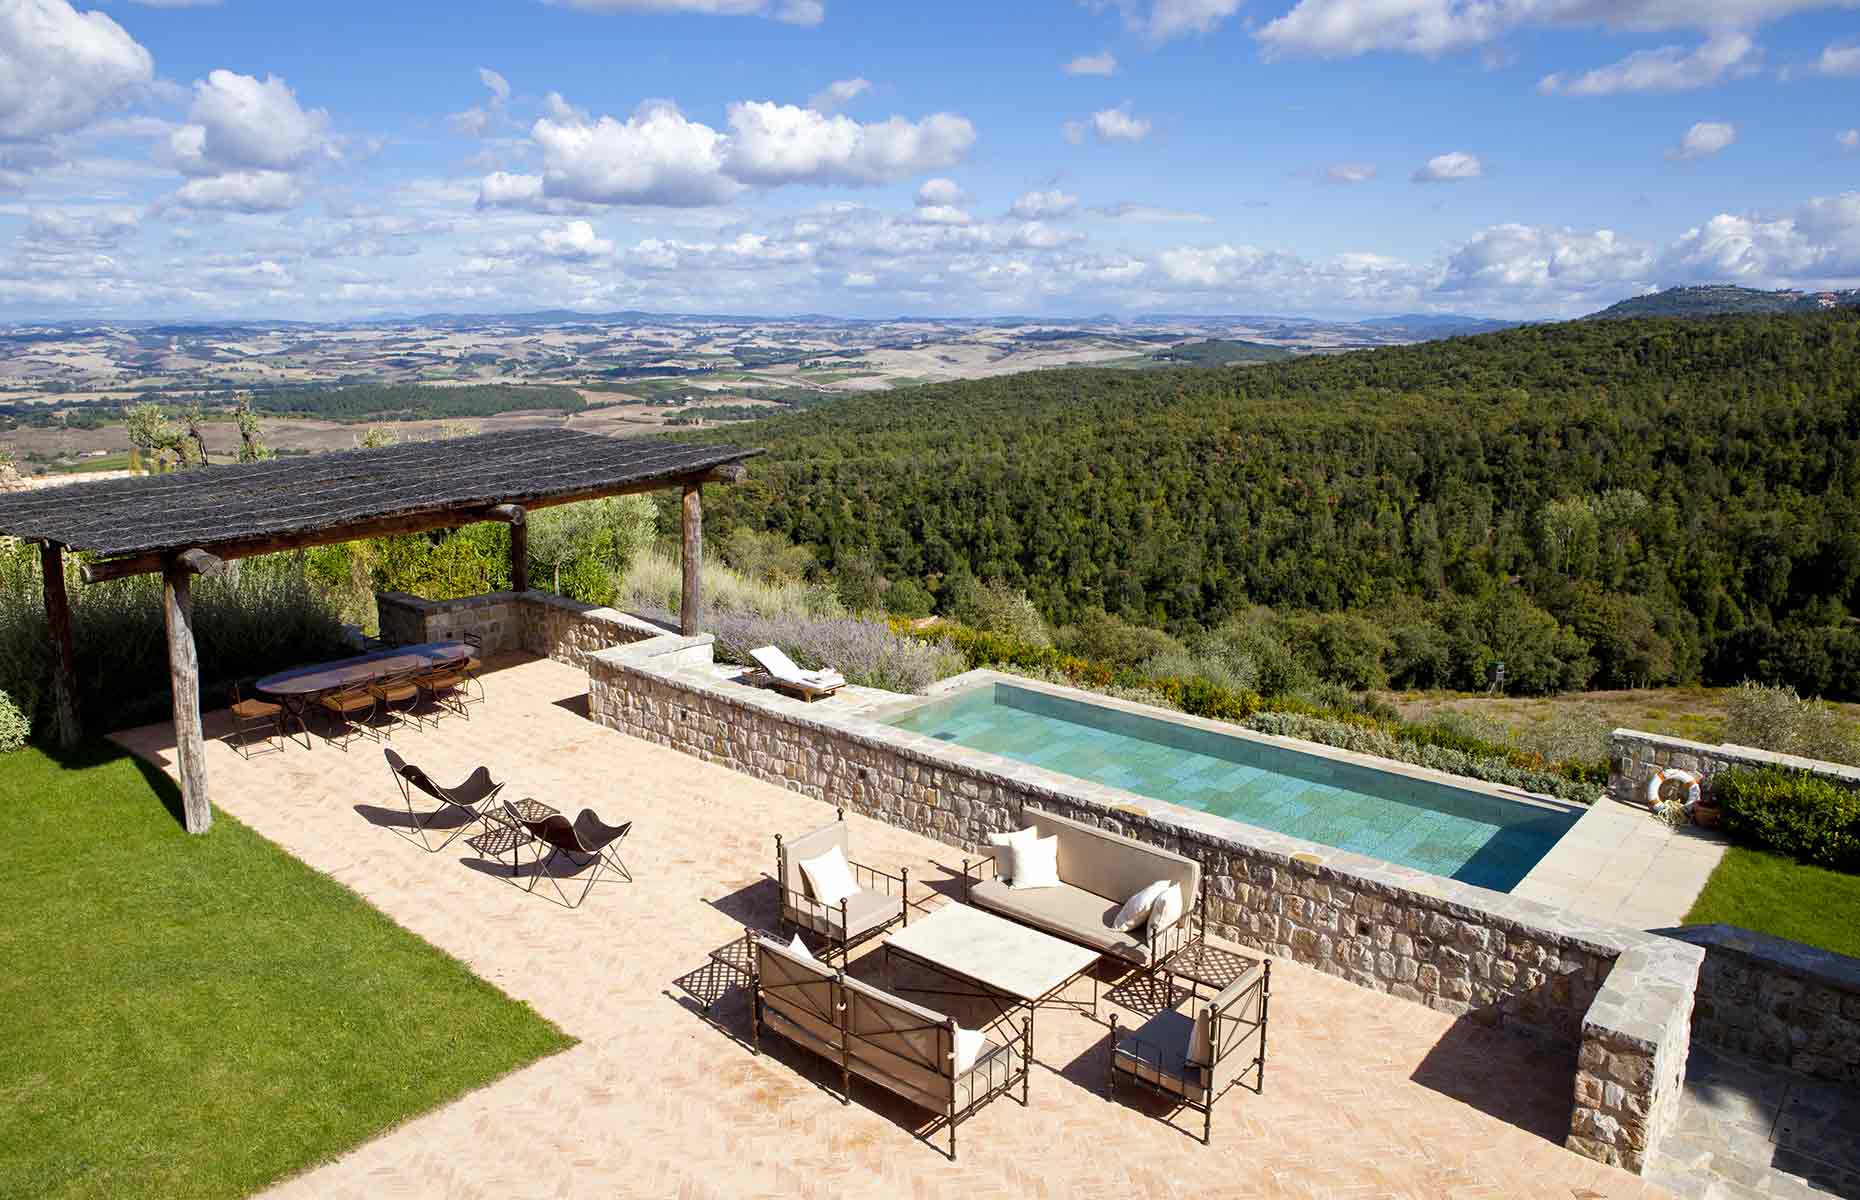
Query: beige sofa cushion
968 878 1153 964
1025 807 1199 911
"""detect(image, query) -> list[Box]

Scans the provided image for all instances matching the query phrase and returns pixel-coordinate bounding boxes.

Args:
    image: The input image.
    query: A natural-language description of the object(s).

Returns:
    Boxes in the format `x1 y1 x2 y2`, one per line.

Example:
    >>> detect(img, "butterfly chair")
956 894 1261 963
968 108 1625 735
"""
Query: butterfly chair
509 802 633 908
382 746 511 852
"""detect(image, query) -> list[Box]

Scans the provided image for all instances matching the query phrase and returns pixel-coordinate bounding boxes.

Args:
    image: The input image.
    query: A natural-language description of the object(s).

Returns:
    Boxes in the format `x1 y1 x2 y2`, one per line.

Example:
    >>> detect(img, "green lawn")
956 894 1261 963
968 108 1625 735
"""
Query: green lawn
0 744 573 1199
1684 846 1860 959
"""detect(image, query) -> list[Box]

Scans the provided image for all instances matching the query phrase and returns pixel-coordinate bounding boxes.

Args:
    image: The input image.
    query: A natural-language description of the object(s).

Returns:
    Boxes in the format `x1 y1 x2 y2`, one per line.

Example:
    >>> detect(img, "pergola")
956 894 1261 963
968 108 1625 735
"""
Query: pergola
0 429 762 833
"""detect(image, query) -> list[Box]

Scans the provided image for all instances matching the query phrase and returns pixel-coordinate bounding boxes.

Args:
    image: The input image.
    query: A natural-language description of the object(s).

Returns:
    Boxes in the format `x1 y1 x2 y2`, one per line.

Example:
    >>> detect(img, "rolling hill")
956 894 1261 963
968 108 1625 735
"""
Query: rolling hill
1588 285 1860 320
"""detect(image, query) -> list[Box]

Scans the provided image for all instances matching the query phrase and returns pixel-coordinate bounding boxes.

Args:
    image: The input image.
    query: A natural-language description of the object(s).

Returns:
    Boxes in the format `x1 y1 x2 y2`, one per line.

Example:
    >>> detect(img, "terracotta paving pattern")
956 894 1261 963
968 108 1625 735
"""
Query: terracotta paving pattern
115 654 1676 1200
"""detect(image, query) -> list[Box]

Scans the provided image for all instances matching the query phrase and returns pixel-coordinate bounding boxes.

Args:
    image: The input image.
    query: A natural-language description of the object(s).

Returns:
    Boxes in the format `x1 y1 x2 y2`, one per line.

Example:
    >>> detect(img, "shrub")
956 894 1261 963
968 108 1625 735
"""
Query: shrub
526 495 656 602
0 689 27 752
1714 767 1860 871
705 611 966 694
619 548 843 622
1244 712 1598 804
943 575 1051 647
882 578 935 619
1722 681 1859 766
719 526 815 584
1055 608 1183 669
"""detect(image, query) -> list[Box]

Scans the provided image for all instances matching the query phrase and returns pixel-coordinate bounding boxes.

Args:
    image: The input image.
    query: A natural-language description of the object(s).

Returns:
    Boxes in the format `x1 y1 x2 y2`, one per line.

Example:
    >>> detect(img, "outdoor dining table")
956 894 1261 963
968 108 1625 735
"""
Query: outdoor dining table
255 641 473 705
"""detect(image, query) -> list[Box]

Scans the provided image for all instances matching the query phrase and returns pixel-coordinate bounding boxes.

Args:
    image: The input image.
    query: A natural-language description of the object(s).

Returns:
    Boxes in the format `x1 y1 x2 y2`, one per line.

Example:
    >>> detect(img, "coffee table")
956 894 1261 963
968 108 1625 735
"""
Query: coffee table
882 904 1100 1086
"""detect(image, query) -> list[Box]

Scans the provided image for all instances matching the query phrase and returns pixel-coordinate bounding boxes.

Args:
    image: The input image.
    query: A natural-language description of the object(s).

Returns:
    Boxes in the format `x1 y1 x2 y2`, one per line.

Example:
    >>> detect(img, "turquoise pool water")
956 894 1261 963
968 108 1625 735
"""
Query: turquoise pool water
884 683 1579 892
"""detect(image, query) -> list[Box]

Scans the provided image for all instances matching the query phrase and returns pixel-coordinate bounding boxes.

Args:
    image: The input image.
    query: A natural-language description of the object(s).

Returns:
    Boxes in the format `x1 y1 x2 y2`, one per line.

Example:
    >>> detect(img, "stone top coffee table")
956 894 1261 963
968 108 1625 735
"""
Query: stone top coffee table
882 903 1101 1065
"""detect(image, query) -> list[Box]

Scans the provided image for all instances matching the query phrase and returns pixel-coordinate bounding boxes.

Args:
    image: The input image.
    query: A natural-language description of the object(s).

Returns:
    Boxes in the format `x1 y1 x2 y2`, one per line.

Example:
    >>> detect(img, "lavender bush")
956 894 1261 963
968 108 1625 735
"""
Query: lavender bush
693 609 967 694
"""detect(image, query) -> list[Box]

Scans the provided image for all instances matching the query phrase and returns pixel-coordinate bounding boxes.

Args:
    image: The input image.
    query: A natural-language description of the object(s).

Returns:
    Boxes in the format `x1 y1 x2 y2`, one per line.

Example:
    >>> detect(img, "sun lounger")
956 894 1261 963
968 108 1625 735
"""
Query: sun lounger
749 645 846 701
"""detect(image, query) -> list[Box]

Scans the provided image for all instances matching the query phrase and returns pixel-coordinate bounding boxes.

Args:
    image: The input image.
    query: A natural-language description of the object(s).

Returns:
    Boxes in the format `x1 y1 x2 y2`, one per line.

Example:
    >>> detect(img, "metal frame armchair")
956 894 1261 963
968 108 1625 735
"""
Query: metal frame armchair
229 682 308 758
382 746 506 852
774 807 909 964
368 668 426 732
317 685 379 749
1107 958 1270 1143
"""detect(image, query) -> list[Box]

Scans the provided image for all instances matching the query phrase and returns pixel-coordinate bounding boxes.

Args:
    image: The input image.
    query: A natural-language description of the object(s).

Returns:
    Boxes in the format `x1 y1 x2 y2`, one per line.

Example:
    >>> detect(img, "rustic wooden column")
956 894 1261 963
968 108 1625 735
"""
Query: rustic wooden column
163 549 221 835
681 483 702 636
39 541 81 747
508 507 529 593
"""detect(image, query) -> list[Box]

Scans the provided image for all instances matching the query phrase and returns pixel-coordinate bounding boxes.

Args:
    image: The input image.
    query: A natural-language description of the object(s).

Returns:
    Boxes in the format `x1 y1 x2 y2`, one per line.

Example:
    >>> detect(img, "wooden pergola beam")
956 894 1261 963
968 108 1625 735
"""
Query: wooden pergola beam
76 466 744 584
491 504 530 593
38 542 81 748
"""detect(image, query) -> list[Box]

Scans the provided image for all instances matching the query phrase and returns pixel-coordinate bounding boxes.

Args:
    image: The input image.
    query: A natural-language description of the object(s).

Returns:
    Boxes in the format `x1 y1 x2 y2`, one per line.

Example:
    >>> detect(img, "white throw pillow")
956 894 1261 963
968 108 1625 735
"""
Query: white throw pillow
1112 879 1172 932
952 1025 987 1075
1008 835 1060 890
1187 1006 1212 1067
1147 882 1184 934
986 827 1038 883
787 933 816 961
798 844 862 909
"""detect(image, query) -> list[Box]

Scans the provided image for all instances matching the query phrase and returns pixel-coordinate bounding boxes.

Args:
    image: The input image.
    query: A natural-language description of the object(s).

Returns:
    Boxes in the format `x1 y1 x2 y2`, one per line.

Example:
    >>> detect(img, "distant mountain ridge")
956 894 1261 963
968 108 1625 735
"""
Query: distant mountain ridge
1587 285 1860 320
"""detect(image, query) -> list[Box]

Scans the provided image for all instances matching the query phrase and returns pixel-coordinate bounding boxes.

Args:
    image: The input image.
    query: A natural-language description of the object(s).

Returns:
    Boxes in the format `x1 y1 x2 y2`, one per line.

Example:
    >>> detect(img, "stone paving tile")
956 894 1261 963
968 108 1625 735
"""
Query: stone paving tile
114 654 1671 1200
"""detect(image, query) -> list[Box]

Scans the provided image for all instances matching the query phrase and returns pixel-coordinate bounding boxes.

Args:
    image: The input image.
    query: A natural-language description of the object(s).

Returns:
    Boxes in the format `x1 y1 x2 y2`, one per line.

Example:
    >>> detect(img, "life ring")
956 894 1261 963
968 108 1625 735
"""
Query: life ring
1646 767 1702 811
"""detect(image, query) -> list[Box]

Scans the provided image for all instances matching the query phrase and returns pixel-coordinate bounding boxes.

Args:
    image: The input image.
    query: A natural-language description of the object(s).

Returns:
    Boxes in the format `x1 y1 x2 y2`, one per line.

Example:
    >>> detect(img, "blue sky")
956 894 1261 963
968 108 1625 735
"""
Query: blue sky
4 0 1859 320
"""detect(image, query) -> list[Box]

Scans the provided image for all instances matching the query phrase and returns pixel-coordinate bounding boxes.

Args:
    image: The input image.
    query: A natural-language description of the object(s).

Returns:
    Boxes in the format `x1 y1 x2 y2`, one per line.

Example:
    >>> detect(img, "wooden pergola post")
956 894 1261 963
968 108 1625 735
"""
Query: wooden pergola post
164 549 222 835
681 483 702 637
505 505 529 593
39 541 81 748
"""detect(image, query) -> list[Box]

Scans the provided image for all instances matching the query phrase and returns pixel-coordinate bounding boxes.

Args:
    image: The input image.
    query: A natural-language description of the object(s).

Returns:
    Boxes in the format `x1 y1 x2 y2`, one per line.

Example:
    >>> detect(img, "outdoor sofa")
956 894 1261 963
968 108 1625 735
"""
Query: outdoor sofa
749 933 1027 1159
962 806 1201 969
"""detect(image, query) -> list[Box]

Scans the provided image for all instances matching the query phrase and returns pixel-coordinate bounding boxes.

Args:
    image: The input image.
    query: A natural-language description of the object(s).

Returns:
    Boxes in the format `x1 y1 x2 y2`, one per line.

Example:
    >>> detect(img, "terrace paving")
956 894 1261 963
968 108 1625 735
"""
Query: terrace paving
114 653 1672 1200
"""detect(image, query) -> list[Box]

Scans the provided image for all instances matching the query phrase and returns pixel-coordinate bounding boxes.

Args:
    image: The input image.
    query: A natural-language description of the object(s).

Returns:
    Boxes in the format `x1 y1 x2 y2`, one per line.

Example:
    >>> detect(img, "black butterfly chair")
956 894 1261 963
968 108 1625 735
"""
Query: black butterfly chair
510 802 633 908
383 746 507 852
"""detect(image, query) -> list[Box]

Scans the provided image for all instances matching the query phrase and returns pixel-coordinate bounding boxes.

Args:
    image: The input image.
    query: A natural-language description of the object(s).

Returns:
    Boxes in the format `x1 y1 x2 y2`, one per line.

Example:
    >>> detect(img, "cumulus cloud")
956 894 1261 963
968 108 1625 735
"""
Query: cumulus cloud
916 177 966 207
1090 201 1213 222
1324 162 1377 184
169 71 335 173
1841 129 1860 151
1258 0 1857 58
25 206 140 248
1438 224 1652 299
481 96 973 209
1539 32 1757 94
536 220 615 259
1063 51 1118 76
545 0 824 23
1009 189 1079 219
807 77 870 113
723 102 974 186
1804 40 1860 75
169 169 305 212
1110 0 1242 41
1065 105 1151 144
450 67 511 137
1668 120 1736 160
1412 151 1483 182
0 0 153 142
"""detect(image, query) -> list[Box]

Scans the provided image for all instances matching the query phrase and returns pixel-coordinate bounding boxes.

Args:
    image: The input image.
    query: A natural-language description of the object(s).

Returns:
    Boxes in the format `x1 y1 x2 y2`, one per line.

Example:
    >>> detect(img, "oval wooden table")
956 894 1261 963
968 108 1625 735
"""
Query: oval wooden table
256 641 473 699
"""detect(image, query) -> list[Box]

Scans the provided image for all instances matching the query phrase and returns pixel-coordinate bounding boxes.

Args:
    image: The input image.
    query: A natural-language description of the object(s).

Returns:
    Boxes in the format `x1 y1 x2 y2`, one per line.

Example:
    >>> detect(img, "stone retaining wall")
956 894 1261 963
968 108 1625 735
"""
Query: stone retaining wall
373 591 666 666
1667 925 1860 1086
1609 729 1860 806
588 638 1704 1173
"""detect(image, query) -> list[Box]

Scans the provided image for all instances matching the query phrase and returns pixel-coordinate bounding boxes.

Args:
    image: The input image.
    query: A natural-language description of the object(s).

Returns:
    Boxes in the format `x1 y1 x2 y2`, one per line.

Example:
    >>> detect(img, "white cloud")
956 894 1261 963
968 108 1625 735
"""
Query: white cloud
1412 151 1483 182
1539 32 1756 94
526 99 739 206
1090 201 1214 223
450 67 511 137
916 177 966 207
722 102 974 186
1258 0 1857 58
536 219 615 259
1840 129 1860 151
25 205 140 247
1063 51 1118 76
171 71 334 173
1113 0 1242 41
168 169 304 212
477 170 547 208
0 0 153 141
1010 189 1079 219
544 0 824 23
913 204 971 225
1439 224 1652 299
1067 105 1150 144
1324 162 1377 184
1805 40 1860 75
807 77 869 113
1668 120 1736 160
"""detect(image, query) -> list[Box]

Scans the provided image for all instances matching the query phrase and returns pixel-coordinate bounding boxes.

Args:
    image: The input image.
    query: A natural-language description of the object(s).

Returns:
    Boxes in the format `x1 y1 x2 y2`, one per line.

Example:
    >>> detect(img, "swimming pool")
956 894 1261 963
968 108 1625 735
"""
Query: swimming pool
884 682 1580 893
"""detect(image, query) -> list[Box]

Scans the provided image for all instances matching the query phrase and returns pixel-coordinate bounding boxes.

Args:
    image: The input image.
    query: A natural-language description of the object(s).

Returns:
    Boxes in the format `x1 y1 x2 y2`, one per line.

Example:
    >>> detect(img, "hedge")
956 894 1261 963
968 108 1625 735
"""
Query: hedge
1714 767 1860 872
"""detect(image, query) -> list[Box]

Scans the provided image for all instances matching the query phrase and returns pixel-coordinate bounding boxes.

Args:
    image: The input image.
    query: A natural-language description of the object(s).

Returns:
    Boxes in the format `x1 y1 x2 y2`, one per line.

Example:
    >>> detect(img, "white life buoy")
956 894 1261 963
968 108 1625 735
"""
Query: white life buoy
1646 767 1703 811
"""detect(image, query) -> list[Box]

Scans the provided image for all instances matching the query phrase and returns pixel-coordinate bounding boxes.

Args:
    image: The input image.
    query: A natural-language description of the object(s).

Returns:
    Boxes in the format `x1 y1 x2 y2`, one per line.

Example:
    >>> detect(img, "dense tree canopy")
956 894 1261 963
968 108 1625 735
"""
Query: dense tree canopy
692 312 1860 697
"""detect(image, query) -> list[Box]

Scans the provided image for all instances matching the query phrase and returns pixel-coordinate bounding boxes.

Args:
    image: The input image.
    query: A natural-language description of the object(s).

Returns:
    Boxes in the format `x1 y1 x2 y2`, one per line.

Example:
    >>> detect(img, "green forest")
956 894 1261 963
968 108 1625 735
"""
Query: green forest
689 312 1860 700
